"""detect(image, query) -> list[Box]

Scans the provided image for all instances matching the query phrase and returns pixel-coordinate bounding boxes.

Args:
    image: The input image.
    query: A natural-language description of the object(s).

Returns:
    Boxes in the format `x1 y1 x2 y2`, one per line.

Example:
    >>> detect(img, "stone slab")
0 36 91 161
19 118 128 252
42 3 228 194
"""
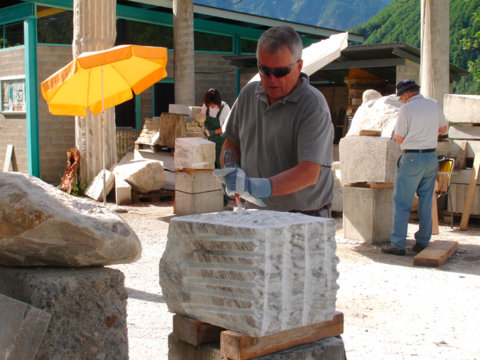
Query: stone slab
160 210 339 337
444 94 480 124
339 136 401 184
174 190 224 216
0 266 128 360
168 333 346 360
0 293 51 360
449 183 480 215
343 186 393 244
175 171 222 193
115 178 132 205
84 169 115 201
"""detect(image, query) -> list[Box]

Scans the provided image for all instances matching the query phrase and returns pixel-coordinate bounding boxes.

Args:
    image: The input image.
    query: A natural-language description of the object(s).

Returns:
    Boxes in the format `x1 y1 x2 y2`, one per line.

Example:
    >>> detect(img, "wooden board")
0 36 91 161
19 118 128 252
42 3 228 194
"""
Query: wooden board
344 182 393 189
460 153 480 230
220 312 344 360
3 144 18 172
359 129 381 137
413 241 458 267
172 314 224 347
160 113 187 148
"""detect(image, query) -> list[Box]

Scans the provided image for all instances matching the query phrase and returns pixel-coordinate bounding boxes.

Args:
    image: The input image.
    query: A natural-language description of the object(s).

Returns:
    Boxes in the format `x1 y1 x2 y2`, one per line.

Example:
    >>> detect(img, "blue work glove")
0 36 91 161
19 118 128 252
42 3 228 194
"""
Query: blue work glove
224 168 272 199
213 168 271 207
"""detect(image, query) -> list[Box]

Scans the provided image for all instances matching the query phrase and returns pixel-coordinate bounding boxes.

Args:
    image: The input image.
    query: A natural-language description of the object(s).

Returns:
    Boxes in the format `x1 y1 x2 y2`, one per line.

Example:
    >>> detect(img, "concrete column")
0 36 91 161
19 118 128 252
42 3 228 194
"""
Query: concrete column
173 0 195 105
420 0 449 107
73 0 117 185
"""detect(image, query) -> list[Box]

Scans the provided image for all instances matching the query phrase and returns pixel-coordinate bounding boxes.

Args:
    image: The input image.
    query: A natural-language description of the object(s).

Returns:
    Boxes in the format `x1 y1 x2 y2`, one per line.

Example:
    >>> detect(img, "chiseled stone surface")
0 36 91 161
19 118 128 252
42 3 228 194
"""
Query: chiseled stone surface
339 136 401 184
174 137 215 170
0 172 141 267
160 210 339 337
112 159 167 193
0 266 128 360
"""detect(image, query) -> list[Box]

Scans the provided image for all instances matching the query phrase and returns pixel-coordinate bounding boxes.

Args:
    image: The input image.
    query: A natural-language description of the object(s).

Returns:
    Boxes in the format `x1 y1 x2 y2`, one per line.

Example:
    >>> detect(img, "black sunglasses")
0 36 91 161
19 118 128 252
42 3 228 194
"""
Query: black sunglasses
258 60 300 78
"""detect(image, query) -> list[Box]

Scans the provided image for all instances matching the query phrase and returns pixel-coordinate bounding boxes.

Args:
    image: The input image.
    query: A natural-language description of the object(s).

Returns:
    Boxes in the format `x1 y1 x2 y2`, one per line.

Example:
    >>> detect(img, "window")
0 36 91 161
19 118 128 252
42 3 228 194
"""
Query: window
0 22 23 48
37 9 73 45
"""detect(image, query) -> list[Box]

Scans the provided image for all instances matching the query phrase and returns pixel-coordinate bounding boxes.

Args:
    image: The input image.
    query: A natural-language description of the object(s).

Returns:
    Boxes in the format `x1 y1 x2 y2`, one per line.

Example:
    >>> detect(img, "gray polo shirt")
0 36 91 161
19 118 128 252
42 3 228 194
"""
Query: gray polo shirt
223 73 334 212
395 94 447 151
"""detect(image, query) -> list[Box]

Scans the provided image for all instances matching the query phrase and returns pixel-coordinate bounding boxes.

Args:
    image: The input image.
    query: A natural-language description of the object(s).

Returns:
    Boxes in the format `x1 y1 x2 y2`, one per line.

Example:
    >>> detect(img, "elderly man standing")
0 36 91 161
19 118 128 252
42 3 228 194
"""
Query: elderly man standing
217 25 334 218
382 79 448 256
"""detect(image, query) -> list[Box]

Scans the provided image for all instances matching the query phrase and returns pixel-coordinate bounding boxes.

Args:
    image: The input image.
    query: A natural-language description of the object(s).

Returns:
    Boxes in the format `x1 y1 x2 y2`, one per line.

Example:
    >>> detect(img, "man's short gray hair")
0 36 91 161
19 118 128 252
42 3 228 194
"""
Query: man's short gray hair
256 25 303 63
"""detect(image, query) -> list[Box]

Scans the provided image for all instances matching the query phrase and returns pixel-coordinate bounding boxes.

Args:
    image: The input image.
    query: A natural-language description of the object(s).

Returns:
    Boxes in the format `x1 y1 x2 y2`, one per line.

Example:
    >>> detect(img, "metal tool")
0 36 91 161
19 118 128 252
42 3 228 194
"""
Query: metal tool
223 150 243 210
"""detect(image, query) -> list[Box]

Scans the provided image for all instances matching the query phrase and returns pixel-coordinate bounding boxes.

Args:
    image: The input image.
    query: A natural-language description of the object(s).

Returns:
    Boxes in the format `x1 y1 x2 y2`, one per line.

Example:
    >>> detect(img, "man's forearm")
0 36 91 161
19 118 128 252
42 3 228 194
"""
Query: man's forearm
220 138 241 167
269 161 321 197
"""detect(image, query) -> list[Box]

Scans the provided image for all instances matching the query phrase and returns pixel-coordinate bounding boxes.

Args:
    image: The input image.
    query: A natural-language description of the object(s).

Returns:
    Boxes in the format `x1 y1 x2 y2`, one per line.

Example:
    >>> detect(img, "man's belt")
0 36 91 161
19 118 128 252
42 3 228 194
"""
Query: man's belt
403 148 436 153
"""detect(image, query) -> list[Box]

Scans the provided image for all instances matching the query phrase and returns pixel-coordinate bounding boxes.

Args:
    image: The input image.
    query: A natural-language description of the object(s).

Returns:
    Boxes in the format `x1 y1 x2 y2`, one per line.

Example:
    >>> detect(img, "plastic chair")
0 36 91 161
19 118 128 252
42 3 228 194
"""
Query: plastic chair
436 156 455 228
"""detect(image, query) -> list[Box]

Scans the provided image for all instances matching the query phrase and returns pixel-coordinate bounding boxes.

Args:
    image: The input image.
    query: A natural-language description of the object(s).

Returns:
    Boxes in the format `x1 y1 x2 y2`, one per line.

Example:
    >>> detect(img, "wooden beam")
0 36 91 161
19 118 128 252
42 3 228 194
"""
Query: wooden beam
460 153 480 230
220 312 344 360
172 314 224 347
3 144 18 172
413 241 458 267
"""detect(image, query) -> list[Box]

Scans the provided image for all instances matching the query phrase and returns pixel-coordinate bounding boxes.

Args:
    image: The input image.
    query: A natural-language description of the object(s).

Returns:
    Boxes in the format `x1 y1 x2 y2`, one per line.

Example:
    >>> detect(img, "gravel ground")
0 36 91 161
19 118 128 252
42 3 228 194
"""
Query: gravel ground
110 201 480 360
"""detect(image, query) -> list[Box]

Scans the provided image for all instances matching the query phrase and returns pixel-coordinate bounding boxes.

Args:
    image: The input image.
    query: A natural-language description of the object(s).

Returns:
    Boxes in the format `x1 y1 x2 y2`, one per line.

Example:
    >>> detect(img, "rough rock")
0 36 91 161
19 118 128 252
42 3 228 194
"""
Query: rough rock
112 159 166 193
84 169 115 201
346 93 402 138
174 137 215 170
0 172 141 267
159 210 339 337
0 266 128 360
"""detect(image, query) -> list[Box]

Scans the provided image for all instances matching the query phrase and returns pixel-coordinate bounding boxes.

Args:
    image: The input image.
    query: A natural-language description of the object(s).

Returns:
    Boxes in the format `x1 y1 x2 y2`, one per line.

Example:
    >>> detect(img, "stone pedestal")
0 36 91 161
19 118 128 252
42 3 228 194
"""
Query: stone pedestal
174 171 224 215
343 186 393 244
0 266 128 360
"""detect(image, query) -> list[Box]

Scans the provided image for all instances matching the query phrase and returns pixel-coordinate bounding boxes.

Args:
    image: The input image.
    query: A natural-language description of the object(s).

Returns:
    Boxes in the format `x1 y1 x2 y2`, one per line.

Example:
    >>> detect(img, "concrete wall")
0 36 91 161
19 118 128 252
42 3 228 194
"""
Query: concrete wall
0 48 28 173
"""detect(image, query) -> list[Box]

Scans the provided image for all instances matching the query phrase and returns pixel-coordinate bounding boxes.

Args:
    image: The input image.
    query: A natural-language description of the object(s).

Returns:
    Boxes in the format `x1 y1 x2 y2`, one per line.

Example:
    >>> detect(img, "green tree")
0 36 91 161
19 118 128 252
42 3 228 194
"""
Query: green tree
460 6 480 81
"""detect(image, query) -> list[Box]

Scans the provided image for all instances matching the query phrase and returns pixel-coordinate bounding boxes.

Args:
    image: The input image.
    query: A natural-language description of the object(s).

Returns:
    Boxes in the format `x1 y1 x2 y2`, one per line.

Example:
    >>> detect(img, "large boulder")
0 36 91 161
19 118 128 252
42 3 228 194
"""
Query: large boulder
0 172 141 267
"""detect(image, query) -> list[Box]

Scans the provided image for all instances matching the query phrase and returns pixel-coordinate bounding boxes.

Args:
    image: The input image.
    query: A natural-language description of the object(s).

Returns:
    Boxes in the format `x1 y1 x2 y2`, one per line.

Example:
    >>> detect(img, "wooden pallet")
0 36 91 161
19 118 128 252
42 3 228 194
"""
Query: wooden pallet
134 143 165 153
131 189 174 203
172 312 344 360
344 181 394 189
413 240 458 267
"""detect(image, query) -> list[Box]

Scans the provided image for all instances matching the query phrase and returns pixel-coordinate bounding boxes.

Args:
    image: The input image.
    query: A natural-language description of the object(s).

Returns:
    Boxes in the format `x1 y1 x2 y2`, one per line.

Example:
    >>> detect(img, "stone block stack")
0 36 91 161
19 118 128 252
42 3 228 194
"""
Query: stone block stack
339 91 402 244
0 172 141 359
173 137 224 215
443 94 480 216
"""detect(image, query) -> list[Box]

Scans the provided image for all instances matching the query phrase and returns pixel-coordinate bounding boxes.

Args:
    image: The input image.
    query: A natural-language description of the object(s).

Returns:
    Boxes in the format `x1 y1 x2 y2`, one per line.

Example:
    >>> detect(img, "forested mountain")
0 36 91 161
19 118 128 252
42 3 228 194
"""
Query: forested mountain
351 0 480 94
194 0 392 31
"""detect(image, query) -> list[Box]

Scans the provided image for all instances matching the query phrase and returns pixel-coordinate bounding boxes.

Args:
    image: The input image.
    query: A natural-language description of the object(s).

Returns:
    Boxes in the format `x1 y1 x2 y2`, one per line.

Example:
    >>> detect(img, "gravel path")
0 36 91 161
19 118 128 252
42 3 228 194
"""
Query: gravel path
111 201 480 360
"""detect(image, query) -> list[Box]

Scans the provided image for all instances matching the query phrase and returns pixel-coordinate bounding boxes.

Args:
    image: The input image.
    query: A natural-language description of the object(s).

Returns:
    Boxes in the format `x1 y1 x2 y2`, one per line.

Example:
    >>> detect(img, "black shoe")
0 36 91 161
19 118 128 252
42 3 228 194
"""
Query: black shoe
381 244 406 256
411 242 427 253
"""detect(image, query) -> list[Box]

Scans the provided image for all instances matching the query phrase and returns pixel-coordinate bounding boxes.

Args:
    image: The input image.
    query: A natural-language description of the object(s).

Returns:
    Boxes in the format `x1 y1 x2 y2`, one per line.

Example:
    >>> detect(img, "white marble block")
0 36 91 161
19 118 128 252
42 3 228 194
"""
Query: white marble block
174 137 215 170
339 136 401 184
444 94 480 124
159 210 339 337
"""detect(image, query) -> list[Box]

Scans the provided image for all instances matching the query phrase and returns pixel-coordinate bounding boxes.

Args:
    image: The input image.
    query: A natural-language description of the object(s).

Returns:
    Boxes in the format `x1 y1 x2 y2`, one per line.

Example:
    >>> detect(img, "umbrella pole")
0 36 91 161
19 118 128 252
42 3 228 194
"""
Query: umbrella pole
101 65 106 207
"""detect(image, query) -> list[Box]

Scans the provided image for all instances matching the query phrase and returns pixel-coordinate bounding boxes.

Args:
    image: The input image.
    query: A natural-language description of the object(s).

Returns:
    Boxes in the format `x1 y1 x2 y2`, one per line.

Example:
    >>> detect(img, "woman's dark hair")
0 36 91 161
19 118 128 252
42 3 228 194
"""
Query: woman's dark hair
203 88 222 107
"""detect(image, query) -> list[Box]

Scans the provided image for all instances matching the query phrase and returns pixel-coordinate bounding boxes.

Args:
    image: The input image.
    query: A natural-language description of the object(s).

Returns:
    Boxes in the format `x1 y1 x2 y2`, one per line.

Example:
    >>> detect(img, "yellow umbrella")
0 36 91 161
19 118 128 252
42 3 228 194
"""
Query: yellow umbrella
41 44 168 204
41 44 168 116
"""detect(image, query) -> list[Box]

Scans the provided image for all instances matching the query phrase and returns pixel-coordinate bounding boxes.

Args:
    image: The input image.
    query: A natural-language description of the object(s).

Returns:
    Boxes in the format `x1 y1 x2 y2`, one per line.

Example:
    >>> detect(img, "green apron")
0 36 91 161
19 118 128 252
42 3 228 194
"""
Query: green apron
205 102 225 168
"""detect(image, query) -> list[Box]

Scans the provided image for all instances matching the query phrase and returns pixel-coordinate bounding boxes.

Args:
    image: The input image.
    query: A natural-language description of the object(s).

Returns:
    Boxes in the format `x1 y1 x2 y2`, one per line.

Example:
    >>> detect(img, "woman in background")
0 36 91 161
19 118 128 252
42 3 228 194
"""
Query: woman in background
201 88 230 168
